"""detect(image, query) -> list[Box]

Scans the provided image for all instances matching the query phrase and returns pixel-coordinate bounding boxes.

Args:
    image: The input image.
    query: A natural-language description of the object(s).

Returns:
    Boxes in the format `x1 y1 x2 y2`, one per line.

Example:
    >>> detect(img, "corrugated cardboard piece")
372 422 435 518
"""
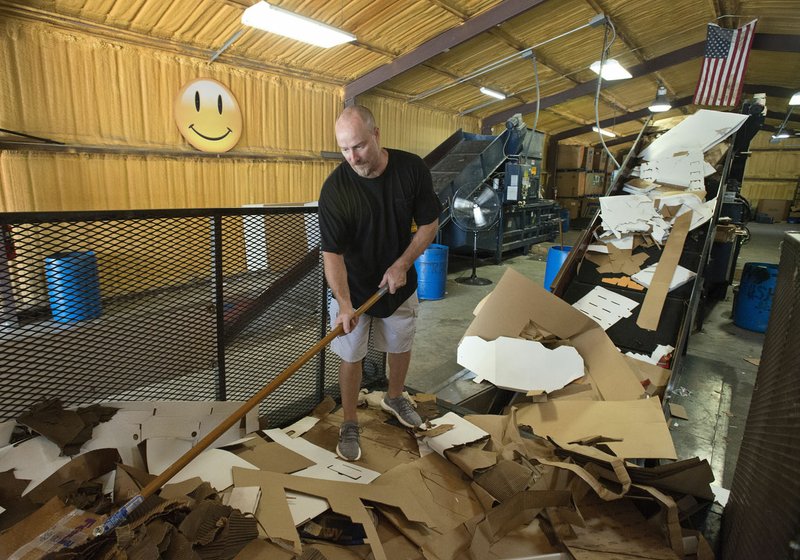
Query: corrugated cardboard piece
516 398 677 460
461 268 644 400
637 211 693 330
232 467 434 560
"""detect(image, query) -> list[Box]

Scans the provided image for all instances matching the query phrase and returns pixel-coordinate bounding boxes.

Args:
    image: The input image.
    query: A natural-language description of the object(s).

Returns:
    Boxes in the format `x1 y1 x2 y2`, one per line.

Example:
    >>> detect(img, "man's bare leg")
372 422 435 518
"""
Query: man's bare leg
339 359 363 423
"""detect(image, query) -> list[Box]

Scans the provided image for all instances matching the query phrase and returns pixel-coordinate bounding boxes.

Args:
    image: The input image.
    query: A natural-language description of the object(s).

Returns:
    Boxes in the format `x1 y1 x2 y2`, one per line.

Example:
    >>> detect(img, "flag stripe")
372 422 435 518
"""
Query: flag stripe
693 19 757 107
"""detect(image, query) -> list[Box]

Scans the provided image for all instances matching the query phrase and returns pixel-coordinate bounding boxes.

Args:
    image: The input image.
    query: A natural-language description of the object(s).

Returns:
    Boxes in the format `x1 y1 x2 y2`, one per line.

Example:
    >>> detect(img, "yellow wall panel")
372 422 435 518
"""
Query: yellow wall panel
359 94 480 157
1 17 482 212
0 151 338 212
741 180 797 205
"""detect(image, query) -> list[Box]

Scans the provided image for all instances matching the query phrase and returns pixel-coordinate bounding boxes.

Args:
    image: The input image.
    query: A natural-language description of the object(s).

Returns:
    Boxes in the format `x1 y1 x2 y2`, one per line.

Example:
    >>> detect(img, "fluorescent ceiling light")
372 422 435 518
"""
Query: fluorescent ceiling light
789 91 800 105
242 1 356 48
648 85 672 113
480 87 506 100
592 126 616 137
772 128 791 139
589 58 632 80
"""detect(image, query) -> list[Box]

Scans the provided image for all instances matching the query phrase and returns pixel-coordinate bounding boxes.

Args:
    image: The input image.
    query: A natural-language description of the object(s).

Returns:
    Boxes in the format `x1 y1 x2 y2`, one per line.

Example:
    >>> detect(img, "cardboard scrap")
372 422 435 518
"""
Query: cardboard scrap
638 149 714 191
0 497 100 560
563 498 681 560
460 268 644 401
639 109 748 161
637 211 692 331
232 439 315 474
459 335 585 393
17 400 118 456
423 412 490 457
669 403 689 420
632 263 696 291
571 285 639 331
232 467 434 560
516 398 677 460
601 276 645 291
26 448 120 506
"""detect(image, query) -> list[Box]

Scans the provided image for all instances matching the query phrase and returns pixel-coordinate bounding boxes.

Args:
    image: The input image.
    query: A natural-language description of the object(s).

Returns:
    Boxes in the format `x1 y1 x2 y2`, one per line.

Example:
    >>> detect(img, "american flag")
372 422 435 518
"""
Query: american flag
693 19 758 107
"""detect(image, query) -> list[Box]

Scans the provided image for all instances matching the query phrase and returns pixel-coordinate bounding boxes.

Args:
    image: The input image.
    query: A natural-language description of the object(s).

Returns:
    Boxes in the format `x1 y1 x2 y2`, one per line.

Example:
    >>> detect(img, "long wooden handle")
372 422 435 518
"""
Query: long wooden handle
94 286 388 536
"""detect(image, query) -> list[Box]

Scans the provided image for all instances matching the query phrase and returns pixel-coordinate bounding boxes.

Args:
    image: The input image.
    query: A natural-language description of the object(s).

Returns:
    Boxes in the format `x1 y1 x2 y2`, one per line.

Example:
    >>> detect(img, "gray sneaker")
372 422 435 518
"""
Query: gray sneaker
336 421 362 461
381 395 422 428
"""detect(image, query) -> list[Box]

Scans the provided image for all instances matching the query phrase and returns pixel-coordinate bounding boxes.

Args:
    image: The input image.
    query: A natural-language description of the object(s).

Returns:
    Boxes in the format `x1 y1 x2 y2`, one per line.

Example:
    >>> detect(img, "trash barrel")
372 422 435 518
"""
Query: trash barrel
544 245 572 292
414 244 448 301
44 251 103 323
560 208 570 232
733 262 778 333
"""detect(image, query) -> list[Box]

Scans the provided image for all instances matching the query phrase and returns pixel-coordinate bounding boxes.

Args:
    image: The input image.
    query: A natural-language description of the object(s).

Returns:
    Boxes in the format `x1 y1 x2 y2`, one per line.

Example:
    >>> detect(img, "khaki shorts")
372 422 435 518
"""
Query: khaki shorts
329 292 419 363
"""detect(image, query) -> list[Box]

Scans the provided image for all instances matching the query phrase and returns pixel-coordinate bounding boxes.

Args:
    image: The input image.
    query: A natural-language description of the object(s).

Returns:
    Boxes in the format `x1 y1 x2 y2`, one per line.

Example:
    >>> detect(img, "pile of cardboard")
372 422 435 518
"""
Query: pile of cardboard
555 110 750 360
0 388 718 560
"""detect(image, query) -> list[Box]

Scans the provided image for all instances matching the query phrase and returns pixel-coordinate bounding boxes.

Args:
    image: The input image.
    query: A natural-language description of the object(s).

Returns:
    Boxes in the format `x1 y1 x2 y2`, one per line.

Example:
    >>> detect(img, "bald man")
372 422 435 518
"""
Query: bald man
318 105 441 461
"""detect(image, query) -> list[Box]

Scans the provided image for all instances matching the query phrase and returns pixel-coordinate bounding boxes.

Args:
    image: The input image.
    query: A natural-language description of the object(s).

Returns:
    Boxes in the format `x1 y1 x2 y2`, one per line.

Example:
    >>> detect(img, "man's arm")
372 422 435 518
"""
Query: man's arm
380 219 439 293
322 251 358 333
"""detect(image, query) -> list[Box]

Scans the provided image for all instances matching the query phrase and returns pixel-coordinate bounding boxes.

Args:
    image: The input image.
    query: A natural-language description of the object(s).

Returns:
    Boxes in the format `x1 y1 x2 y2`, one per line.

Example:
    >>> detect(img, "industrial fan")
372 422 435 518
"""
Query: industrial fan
451 182 501 285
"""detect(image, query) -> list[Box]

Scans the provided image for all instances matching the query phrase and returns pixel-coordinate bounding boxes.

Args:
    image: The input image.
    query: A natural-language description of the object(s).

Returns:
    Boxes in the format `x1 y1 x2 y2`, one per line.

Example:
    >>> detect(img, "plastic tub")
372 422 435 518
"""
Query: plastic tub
44 251 102 323
414 244 448 300
544 245 572 292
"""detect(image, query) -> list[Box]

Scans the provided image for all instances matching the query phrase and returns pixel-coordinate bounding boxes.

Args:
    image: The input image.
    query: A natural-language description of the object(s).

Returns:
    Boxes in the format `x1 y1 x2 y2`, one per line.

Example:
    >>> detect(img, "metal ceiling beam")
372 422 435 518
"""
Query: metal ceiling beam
592 131 641 148
551 95 693 141
344 0 547 105
482 33 800 132
743 84 800 99
482 42 704 132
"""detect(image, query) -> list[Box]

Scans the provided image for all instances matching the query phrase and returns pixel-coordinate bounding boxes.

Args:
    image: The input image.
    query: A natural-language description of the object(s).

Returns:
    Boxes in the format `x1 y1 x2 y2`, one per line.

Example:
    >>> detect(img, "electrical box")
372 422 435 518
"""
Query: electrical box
502 161 540 203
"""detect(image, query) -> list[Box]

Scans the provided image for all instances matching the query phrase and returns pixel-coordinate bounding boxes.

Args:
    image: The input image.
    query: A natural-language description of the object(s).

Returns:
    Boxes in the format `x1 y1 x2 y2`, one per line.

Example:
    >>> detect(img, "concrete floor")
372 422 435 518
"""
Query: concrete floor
407 221 795 490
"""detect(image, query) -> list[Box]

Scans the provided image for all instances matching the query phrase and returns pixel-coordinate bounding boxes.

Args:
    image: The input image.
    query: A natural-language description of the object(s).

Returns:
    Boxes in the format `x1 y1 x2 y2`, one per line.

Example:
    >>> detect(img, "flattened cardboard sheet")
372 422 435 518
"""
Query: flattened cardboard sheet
462 268 643 401
458 336 584 393
232 467 433 560
637 212 692 331
516 398 677 460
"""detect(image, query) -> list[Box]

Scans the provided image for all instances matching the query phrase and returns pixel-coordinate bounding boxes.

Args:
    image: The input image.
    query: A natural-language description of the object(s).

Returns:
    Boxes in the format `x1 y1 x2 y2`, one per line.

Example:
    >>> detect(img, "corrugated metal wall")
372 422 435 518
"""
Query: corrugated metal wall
741 131 799 206
0 17 480 212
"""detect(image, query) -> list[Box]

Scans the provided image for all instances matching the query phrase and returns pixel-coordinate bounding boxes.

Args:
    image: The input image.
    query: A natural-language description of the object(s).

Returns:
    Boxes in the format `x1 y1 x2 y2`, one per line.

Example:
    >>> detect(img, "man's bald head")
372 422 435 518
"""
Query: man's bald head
335 105 386 178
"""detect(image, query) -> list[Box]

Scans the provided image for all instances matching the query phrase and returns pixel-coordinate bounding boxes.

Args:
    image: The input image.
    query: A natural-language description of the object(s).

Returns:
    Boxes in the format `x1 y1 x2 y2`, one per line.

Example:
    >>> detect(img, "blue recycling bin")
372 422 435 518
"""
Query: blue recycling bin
544 245 571 292
44 251 102 323
414 244 448 300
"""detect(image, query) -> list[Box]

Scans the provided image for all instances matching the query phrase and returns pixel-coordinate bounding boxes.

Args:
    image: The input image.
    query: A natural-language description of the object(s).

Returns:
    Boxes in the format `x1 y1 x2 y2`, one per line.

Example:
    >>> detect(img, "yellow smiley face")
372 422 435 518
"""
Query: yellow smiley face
174 78 242 153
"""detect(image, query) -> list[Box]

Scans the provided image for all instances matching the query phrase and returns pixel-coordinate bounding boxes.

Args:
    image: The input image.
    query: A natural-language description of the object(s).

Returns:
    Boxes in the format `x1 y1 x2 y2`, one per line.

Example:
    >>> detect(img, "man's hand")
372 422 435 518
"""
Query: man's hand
380 263 408 294
334 305 358 334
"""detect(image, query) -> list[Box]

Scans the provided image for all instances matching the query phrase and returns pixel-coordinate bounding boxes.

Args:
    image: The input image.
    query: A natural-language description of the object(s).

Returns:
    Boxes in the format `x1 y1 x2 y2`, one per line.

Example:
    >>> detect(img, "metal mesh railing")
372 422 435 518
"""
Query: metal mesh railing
0 208 385 426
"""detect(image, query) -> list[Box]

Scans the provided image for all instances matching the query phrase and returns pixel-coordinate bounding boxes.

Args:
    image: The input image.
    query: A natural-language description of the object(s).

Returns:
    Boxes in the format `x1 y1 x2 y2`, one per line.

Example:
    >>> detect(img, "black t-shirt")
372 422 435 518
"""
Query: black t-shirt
318 149 441 318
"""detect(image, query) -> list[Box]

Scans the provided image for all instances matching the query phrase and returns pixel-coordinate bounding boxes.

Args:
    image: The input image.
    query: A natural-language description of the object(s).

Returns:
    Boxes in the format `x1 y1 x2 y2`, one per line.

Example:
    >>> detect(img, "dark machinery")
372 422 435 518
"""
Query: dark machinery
425 115 561 263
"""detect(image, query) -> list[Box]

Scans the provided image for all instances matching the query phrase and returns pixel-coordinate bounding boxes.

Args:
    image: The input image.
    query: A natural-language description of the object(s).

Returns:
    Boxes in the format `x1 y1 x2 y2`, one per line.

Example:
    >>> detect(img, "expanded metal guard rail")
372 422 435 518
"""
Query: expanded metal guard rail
0 207 385 426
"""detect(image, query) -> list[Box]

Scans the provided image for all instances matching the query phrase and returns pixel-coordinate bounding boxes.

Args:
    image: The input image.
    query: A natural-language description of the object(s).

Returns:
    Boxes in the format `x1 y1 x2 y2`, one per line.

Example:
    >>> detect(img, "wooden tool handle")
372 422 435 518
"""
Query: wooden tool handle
94 285 388 536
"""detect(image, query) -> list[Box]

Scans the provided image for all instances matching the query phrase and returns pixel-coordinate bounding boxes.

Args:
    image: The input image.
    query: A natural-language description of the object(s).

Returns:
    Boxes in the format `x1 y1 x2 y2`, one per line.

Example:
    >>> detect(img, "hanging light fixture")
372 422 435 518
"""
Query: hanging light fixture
789 91 800 105
242 1 356 48
479 87 506 100
592 126 616 137
589 59 632 80
772 128 792 140
648 84 672 113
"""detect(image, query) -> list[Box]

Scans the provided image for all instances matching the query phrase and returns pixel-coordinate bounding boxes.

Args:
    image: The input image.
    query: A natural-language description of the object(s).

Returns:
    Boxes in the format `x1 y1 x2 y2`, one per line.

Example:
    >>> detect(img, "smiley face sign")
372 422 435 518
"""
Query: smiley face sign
174 78 242 153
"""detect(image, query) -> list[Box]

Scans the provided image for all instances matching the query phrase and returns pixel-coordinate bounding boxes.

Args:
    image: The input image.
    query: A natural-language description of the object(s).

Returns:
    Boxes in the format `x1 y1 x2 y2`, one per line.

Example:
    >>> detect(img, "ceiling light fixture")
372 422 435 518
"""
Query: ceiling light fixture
648 85 672 113
772 128 791 140
242 1 356 48
789 91 800 105
592 126 616 137
589 58 632 80
480 87 506 100
589 58 633 81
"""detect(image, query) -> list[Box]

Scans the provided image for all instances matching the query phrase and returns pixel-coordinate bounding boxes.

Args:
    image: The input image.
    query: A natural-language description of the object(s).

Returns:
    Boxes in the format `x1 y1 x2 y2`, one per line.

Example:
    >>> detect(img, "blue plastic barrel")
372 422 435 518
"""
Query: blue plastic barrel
560 208 570 232
733 262 778 333
44 251 102 323
544 245 572 292
414 244 448 300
